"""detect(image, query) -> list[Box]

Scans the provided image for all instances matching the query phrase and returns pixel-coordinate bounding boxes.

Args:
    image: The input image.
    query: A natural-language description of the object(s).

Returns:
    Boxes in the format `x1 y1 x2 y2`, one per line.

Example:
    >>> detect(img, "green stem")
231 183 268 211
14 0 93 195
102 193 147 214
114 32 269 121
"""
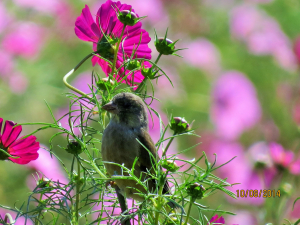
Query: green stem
35 192 44 225
75 158 81 224
135 53 162 93
91 162 107 179
63 51 98 101
154 170 168 225
111 26 126 79
184 197 194 225
162 131 177 158
154 53 163 65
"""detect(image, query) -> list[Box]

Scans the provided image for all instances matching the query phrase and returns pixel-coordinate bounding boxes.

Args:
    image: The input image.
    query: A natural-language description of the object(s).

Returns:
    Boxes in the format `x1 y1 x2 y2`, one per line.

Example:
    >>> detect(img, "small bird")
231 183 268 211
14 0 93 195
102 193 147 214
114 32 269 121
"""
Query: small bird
101 92 170 202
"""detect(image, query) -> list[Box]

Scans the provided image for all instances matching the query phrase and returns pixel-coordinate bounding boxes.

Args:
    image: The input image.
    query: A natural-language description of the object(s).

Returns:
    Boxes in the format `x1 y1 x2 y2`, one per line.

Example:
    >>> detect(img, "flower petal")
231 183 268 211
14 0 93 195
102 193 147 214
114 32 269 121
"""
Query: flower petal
97 0 122 35
9 152 39 164
1 120 22 148
75 5 100 43
8 136 39 165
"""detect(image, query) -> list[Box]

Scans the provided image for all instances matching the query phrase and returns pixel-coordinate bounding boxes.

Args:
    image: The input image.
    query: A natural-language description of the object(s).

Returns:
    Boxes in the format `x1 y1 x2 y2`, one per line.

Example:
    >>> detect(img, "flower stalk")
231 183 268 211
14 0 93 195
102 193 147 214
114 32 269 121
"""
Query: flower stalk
63 51 97 101
111 25 126 80
135 53 162 93
75 157 81 224
184 196 194 225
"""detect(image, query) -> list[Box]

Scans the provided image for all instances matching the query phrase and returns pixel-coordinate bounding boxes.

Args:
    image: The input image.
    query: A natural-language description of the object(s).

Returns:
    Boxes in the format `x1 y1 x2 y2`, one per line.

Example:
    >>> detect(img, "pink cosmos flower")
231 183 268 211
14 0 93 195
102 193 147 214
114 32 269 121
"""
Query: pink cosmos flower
0 118 39 164
227 211 258 225
211 71 261 140
230 4 297 72
181 38 221 76
117 0 168 26
207 139 276 205
1 22 45 58
26 147 68 185
8 72 29 94
12 0 65 16
0 208 33 225
0 2 11 34
294 36 300 65
0 50 14 77
208 214 225 224
269 142 300 174
75 0 151 86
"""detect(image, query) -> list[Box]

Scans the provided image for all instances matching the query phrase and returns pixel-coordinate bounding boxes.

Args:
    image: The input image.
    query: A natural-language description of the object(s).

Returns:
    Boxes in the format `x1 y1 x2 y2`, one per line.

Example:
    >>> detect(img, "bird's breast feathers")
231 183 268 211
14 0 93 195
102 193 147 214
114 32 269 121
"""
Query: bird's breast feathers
101 120 143 173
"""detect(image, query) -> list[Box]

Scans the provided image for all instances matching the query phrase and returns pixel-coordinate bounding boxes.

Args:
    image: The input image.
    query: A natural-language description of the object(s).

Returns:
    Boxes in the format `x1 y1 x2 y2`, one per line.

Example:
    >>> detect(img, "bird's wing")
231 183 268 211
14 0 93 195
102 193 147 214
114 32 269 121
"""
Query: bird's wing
137 129 171 194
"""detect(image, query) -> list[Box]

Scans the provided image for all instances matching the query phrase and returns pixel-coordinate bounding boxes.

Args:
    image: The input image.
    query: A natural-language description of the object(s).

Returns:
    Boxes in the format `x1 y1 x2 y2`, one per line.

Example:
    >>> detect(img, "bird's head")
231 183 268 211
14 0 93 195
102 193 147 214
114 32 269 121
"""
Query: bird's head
102 92 148 128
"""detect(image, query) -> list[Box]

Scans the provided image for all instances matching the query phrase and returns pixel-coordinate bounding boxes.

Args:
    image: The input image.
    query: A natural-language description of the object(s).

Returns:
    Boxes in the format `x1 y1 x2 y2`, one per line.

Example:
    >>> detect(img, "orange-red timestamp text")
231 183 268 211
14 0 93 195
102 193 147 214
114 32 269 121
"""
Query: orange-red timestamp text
236 189 281 198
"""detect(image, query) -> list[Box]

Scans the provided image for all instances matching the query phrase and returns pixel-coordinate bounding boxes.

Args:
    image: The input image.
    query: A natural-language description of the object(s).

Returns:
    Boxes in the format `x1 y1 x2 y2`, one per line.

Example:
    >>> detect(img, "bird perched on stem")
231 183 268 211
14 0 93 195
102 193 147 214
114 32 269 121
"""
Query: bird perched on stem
101 92 171 202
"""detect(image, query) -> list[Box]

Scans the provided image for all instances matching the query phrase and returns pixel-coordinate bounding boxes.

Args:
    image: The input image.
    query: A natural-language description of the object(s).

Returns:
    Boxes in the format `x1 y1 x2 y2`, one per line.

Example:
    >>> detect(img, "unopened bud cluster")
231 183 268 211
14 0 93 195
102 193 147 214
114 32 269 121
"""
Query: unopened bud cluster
187 183 205 200
170 117 190 134
161 159 180 172
66 140 83 155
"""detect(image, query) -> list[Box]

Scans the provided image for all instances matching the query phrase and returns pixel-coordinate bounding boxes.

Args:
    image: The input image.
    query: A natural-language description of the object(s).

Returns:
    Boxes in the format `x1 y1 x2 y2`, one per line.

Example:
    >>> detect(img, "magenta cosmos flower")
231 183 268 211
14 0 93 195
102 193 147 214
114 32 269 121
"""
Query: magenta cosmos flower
269 142 300 175
211 71 261 140
75 0 151 86
208 214 225 224
0 118 39 164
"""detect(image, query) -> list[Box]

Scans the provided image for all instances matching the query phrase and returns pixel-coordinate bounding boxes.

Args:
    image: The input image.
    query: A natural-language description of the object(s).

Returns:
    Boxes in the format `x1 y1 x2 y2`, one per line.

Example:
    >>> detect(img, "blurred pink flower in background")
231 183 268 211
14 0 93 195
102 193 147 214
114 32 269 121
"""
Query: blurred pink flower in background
208 140 272 205
1 22 45 58
294 36 300 65
0 50 14 77
227 211 258 225
57 72 95 135
0 208 33 225
291 199 300 219
181 38 222 76
120 0 169 27
211 71 261 140
230 4 297 72
8 72 28 94
0 2 11 34
154 68 186 103
75 1 151 85
249 0 274 3
247 141 273 169
92 194 137 224
26 147 68 185
208 214 225 224
12 0 66 16
269 142 300 175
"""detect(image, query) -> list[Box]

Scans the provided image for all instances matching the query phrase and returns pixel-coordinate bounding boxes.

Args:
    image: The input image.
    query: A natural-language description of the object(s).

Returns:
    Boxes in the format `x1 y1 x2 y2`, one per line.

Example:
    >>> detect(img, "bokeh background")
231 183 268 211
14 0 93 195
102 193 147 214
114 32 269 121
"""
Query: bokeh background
1 0 300 224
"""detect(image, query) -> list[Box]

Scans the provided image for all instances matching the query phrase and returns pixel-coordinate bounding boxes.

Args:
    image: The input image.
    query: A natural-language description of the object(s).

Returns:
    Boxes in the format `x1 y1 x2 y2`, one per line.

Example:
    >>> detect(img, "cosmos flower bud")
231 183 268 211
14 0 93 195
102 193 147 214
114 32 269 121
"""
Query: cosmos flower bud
126 59 141 71
281 183 292 196
161 159 180 172
66 140 83 155
170 117 190 134
97 77 115 92
38 177 55 188
154 29 181 56
155 38 176 55
186 183 205 200
141 67 159 80
118 10 141 26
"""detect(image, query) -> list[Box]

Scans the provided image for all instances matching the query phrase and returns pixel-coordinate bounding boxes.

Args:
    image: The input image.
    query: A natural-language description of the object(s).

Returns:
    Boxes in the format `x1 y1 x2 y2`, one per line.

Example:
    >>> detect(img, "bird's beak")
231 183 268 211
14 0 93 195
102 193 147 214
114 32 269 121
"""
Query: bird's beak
102 101 118 114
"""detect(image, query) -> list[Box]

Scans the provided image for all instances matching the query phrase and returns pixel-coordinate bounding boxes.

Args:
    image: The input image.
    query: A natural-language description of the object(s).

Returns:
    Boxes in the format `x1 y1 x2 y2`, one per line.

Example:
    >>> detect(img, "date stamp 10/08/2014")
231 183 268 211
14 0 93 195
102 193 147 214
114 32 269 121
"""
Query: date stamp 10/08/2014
236 189 281 198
